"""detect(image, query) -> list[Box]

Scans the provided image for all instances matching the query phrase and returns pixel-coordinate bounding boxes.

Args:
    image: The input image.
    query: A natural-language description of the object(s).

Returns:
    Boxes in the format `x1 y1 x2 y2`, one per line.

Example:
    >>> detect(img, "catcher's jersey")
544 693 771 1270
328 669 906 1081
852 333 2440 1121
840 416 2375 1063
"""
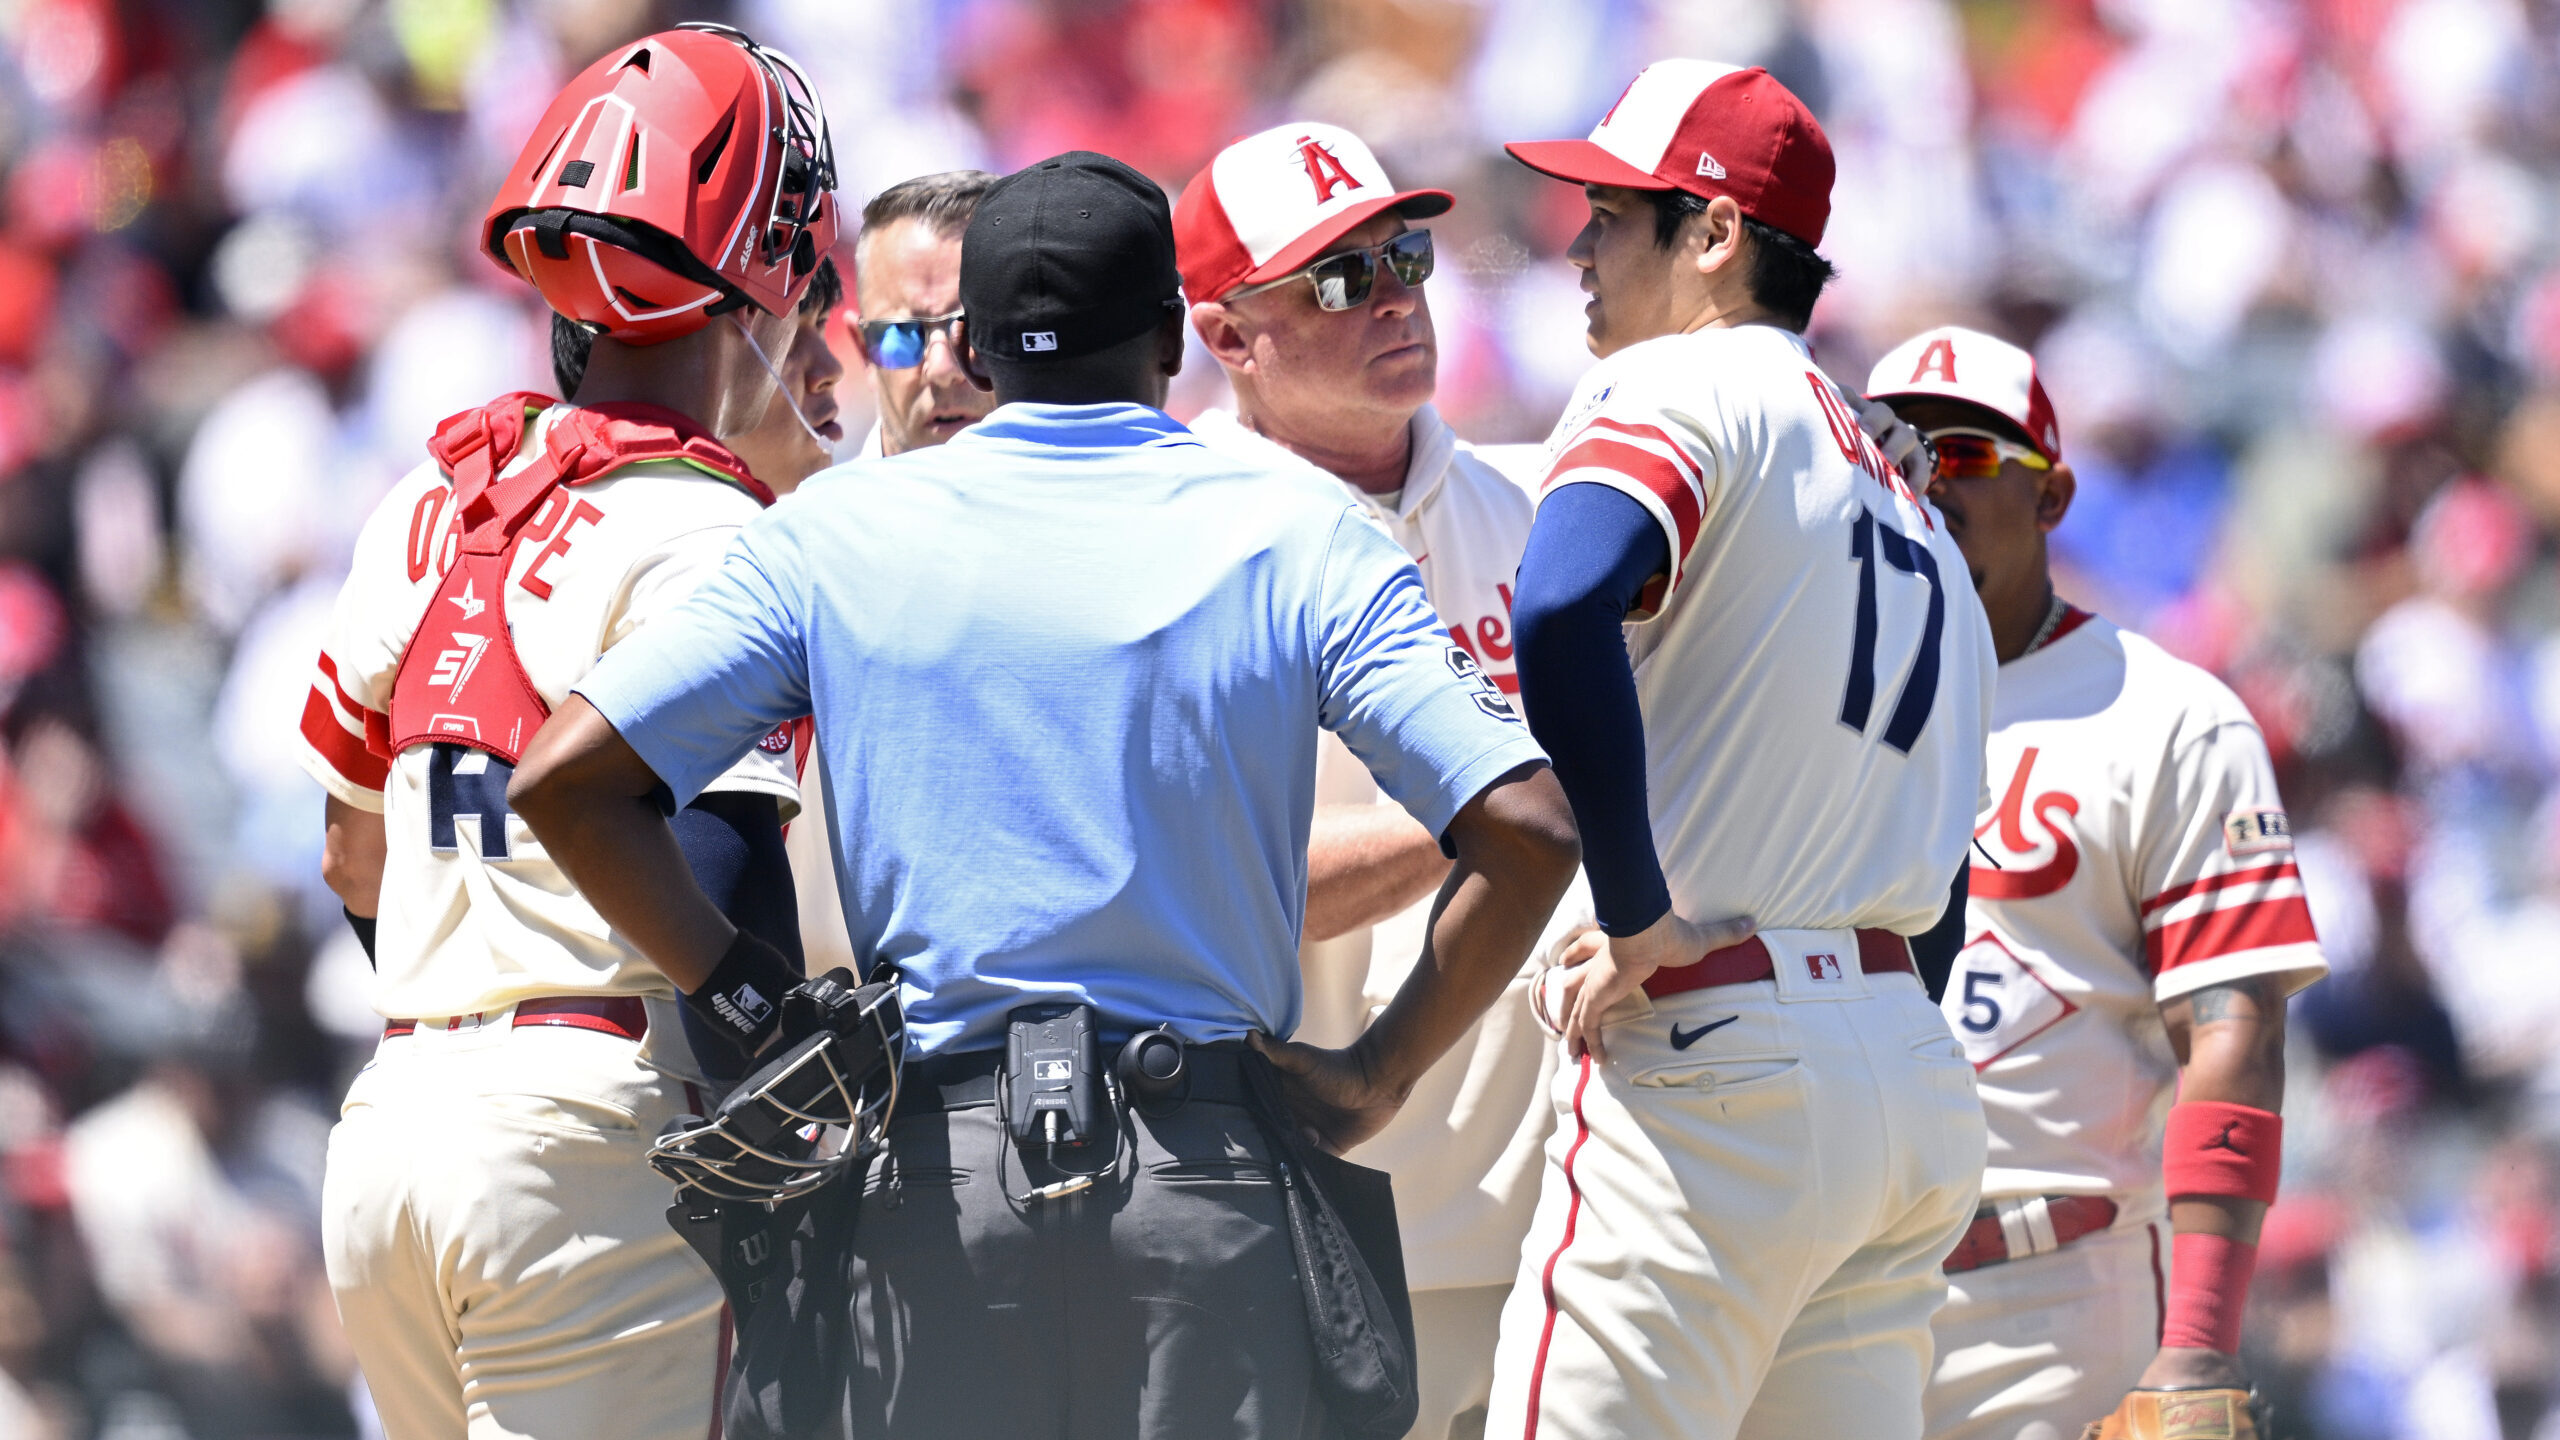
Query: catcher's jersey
1538 325 1996 934
298 405 797 1020
1955 609 2326 1211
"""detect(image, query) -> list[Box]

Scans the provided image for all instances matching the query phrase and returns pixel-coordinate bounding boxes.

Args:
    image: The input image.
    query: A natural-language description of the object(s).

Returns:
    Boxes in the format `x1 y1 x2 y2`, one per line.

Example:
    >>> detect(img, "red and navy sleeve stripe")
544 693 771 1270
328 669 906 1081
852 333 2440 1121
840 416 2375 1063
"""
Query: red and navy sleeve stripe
1544 418 1708 579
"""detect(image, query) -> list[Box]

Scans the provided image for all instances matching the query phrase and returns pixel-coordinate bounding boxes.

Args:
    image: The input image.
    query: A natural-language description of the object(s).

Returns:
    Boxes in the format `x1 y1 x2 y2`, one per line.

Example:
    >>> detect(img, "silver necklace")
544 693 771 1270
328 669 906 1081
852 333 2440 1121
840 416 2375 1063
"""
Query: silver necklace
2023 593 2069 656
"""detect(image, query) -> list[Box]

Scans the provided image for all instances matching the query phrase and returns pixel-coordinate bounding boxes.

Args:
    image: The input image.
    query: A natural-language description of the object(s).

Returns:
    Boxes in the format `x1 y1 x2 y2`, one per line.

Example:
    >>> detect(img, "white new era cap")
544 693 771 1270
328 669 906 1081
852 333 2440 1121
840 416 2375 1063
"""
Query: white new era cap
1866 326 2064 462
1174 122 1452 302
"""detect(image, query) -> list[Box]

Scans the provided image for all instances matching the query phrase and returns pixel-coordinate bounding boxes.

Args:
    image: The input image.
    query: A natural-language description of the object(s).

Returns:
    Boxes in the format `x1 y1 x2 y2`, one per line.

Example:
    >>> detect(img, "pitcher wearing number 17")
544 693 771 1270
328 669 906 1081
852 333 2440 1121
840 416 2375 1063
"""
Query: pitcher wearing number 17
1486 61 1996 1440
1866 328 2326 1440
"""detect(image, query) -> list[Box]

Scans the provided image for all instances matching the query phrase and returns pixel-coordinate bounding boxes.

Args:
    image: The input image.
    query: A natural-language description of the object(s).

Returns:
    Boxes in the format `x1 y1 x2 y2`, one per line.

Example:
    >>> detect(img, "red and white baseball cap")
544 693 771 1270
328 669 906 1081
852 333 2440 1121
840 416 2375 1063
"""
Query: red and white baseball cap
1174 122 1453 303
1505 61 1834 246
1866 326 2064 462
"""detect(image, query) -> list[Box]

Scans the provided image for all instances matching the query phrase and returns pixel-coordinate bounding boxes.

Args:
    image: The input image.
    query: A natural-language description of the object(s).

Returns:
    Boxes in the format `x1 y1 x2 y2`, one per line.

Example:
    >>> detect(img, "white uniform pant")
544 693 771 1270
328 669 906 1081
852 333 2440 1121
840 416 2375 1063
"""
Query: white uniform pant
321 1002 726 1440
1487 964 1985 1440
1408 1284 1507 1440
1925 1220 2168 1440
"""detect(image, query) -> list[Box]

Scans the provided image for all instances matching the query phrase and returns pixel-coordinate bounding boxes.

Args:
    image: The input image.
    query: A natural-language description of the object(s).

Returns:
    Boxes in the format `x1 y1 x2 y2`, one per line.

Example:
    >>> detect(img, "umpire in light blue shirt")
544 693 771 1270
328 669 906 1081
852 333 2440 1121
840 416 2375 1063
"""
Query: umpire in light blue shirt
509 151 1580 1440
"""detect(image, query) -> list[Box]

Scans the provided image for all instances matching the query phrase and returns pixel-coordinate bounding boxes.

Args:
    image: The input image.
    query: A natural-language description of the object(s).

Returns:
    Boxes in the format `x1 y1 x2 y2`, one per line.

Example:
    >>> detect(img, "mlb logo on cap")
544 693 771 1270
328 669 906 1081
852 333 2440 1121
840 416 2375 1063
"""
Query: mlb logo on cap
1865 326 2064 463
1505 60 1835 247
1175 122 1453 303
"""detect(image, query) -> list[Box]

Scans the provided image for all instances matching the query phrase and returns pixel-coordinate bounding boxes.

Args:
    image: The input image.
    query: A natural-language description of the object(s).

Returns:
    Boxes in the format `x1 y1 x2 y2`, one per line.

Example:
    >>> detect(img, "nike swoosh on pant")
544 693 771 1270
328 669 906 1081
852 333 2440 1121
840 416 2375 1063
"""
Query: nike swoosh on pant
1669 1015 1740 1050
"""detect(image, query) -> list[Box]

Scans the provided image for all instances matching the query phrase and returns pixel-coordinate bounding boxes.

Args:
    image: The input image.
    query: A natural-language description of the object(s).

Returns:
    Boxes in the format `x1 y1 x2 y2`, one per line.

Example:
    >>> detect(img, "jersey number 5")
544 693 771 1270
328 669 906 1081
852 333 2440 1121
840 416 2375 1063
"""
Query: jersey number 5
1838 506 1944 754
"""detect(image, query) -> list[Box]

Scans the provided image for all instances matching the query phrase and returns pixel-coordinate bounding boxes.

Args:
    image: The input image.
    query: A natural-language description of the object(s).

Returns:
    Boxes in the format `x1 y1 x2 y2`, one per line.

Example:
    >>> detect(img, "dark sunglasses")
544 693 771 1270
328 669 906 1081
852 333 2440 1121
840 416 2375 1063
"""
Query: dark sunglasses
1229 229 1434 312
855 310 963 370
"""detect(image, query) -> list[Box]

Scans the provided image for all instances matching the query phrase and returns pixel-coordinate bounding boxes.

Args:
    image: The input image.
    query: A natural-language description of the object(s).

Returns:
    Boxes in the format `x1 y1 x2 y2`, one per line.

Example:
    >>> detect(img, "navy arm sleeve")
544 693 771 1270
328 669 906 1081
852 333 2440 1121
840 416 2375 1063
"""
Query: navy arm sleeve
671 792 803 1082
1512 483 1675 937
1911 862 1968 1003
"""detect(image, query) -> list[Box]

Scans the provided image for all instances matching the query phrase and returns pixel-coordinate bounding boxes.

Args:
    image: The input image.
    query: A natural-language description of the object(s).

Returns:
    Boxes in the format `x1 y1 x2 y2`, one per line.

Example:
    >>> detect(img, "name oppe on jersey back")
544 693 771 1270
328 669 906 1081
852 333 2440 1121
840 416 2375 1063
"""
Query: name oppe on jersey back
298 407 798 1021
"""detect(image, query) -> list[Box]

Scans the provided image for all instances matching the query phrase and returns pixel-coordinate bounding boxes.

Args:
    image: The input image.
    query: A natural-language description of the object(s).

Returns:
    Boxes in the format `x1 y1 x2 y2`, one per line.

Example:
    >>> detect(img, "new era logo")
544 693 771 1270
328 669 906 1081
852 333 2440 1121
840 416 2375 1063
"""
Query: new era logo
1697 151 1727 179
1021 331 1058 352
1805 953 1844 982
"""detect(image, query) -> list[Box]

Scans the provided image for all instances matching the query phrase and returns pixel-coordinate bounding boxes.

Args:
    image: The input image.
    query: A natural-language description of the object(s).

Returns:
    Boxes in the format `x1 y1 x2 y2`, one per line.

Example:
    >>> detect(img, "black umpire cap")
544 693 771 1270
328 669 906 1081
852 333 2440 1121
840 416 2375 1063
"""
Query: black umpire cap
961 151 1182 363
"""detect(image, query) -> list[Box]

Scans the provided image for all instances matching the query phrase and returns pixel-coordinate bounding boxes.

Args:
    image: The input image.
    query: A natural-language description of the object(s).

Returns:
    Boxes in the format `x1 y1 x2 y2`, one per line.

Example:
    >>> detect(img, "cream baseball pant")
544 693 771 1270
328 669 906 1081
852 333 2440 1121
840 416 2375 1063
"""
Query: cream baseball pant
1407 1283 1508 1440
322 999 727 1440
1925 1219 2169 1440
1486 952 1987 1440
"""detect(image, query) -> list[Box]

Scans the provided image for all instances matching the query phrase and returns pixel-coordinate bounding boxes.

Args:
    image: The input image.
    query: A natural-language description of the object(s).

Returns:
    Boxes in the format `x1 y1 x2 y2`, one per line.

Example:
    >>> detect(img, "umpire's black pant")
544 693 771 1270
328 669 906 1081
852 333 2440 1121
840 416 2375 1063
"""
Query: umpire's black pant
843 1053 1332 1440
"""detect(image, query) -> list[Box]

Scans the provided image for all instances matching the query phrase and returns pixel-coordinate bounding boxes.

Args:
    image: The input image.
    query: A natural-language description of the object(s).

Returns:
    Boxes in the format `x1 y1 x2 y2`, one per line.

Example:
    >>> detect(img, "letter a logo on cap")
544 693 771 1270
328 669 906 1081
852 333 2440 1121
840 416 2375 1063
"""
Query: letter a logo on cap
1912 337 1958 384
1296 137 1364 204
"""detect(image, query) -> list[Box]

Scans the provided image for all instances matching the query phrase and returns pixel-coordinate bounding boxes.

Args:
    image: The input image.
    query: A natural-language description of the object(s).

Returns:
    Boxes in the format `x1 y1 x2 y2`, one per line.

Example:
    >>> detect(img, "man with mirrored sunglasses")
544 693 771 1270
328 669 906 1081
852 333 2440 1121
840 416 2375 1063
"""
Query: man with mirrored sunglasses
1866 326 2322 1440
1177 120 1578 1440
850 169 999 457
1220 228 1437 311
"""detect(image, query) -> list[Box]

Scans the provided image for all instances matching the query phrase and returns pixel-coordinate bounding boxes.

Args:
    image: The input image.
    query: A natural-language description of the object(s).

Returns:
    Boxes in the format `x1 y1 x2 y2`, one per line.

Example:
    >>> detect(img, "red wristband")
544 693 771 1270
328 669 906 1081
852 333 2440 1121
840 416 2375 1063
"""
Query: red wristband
2162 1230 2256 1353
2162 1101 2282 1204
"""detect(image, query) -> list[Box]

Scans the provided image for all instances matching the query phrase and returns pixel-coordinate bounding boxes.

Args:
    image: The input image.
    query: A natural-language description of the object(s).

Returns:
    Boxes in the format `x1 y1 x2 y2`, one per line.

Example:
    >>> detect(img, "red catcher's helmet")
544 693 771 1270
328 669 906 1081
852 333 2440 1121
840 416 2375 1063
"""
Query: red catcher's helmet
483 22 837 344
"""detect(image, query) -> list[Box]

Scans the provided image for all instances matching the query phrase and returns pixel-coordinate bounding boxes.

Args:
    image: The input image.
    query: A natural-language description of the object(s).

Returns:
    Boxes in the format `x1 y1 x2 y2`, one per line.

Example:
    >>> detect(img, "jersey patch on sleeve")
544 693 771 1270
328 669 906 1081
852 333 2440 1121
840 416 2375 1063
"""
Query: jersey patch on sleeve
1445 643 1520 722
2222 807 2292 857
757 721 796 754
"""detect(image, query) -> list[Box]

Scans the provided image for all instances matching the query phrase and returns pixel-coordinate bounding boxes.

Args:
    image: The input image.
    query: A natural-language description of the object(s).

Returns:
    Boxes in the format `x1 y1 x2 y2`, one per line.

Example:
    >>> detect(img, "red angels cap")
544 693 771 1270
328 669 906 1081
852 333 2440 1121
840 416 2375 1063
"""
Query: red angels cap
1505 61 1834 246
1866 326 2064 462
1174 122 1453 303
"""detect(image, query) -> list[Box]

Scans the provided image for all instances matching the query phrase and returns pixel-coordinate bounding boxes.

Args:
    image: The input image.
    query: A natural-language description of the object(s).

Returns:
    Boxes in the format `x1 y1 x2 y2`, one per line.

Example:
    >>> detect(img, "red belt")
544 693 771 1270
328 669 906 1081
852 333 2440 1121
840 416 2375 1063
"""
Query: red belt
1942 1195 2120 1273
381 996 649 1042
1642 928 1915 1000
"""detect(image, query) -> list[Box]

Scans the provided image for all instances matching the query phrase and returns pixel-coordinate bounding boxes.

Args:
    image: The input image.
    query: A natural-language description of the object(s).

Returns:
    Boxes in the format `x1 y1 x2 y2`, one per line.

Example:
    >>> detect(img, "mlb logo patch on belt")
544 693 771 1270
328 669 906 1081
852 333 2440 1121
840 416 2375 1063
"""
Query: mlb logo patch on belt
1805 952 1845 982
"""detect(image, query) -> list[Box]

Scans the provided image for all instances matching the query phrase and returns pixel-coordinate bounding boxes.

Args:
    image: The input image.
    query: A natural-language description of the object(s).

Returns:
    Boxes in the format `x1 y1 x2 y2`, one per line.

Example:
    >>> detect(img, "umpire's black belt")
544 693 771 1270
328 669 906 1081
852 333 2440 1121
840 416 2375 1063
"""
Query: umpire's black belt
900 1040 1256 1113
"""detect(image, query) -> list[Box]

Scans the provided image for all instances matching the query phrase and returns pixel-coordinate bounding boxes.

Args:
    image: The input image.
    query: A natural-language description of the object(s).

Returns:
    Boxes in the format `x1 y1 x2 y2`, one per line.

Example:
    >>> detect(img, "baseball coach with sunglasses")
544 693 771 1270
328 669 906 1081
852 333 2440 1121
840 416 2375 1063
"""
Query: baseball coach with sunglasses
849 169 1000 457
509 150 1581 1440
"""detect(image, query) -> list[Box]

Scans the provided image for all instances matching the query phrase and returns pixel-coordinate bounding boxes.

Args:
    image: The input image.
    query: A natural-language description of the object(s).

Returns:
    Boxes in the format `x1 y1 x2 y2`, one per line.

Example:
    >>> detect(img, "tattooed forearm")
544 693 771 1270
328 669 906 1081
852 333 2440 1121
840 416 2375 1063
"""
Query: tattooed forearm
2163 974 2287 1110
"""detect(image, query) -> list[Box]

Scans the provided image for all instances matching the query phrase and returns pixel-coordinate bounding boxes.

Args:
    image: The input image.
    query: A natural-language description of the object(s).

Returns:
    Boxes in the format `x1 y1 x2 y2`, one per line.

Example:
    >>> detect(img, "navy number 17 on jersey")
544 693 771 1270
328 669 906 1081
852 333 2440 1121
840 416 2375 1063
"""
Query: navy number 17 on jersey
1838 506 1944 754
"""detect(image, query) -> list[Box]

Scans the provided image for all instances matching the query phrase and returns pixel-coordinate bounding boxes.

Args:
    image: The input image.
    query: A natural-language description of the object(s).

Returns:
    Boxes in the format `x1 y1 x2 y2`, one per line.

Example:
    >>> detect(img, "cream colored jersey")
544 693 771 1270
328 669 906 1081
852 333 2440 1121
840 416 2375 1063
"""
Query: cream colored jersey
1537 325 1996 934
1193 403 1556 1293
1956 609 2326 1212
298 405 798 1020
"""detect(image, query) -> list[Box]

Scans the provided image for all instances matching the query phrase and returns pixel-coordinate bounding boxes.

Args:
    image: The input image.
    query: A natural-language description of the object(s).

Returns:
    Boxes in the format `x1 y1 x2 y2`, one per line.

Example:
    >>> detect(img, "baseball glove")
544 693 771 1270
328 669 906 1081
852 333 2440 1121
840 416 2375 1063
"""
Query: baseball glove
2080 1387 2265 1440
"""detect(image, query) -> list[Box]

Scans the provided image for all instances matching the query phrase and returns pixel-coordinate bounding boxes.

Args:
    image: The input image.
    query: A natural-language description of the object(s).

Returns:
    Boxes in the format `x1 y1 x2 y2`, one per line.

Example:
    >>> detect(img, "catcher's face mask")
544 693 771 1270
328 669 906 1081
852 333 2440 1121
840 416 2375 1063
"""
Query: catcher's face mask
650 973 904 1204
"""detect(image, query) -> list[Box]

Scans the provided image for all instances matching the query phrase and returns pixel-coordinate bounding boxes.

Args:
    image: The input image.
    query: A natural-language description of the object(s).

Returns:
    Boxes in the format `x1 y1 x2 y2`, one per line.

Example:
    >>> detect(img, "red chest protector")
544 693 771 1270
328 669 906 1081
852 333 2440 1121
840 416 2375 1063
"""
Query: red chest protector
386 392 772 766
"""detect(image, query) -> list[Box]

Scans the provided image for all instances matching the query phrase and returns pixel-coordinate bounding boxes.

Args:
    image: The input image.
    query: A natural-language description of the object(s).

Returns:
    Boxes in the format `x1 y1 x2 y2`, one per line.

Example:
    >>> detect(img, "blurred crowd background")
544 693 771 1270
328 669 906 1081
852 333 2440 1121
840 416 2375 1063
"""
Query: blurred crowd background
0 0 2548 1435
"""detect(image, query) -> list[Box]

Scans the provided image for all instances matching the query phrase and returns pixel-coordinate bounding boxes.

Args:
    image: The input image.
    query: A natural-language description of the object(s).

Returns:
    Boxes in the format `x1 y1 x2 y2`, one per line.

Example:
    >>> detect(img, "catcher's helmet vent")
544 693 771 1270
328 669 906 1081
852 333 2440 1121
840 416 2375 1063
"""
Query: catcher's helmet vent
620 47 651 72
694 115 732 185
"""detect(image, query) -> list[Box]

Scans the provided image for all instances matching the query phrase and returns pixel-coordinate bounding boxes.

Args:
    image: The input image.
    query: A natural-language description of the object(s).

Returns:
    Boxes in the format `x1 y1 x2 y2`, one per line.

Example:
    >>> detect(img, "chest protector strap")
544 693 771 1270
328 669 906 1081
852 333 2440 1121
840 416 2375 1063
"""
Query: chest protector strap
387 393 771 766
